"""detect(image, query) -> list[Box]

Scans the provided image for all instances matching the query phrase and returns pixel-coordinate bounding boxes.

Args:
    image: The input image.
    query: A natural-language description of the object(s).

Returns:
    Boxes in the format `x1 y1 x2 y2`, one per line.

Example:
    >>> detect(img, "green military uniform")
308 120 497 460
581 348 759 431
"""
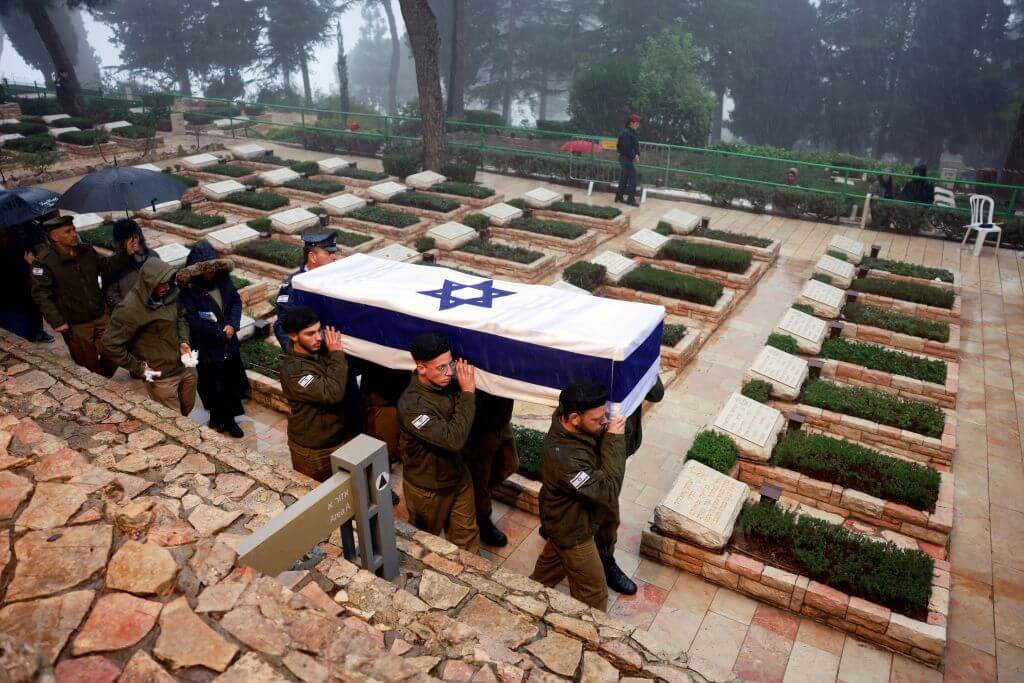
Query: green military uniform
467 391 519 528
531 415 626 611
397 378 479 552
280 348 351 482
31 241 130 377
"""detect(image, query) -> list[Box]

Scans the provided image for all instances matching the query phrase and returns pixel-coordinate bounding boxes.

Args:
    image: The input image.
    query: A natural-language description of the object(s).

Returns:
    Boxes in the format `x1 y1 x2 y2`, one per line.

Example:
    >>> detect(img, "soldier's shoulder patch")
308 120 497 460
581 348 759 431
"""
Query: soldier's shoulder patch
411 414 430 429
569 471 590 489
276 294 289 304
31 267 44 276
297 374 316 389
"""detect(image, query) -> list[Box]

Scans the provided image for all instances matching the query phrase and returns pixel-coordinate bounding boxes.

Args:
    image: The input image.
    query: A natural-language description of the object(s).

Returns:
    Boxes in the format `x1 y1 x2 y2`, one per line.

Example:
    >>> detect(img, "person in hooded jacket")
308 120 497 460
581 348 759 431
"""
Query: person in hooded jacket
176 242 249 438
102 218 153 310
101 258 197 415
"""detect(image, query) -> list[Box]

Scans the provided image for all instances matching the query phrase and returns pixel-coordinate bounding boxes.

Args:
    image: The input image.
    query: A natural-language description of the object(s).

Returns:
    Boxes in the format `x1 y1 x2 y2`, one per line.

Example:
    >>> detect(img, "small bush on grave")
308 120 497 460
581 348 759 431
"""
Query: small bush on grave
851 277 955 309
224 191 290 211
685 430 739 474
692 226 774 249
860 257 954 284
507 217 586 240
57 129 108 146
347 206 420 228
162 210 226 230
842 303 950 343
430 181 495 199
765 333 799 354
462 214 490 232
562 261 606 292
240 339 283 377
619 265 723 307
414 236 435 252
283 178 345 195
550 200 621 220
741 379 773 403
657 240 752 274
800 379 945 439
388 191 460 213
459 239 543 264
382 152 421 178
204 163 252 178
820 338 947 384
661 323 687 347
513 425 546 479
234 239 303 268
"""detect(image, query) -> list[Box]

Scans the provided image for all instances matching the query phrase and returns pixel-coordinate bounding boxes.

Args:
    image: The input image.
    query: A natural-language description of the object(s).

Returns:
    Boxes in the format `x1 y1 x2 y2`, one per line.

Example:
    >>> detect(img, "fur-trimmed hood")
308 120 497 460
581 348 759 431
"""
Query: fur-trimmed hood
175 258 234 286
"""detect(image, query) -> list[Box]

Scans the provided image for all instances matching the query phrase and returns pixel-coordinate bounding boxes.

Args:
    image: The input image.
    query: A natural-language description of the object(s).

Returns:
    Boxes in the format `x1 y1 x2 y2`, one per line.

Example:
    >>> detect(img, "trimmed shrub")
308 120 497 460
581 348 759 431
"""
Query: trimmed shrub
307 206 327 215
388 191 460 213
303 228 370 248
4 134 56 152
661 323 687 347
463 110 504 126
735 501 933 619
766 333 799 354
801 379 945 438
382 152 420 178
459 239 543 264
240 339 283 377
563 261 606 291
513 425 545 479
0 122 48 135
620 265 723 306
165 171 198 188
657 240 752 274
826 249 848 261
506 198 527 210
441 161 477 183
246 217 272 231
742 379 773 403
230 274 252 290
431 181 495 199
550 200 621 220
204 163 252 178
347 206 420 228
257 154 299 167
462 213 490 232
162 210 225 230
507 217 586 240
111 124 155 139
861 257 955 284
772 431 941 511
791 303 814 315
843 303 950 343
57 130 108 146
290 160 319 175
283 178 345 195
224 191 289 211
851 277 955 309
234 239 303 268
414 236 435 252
79 224 116 250
692 226 773 248
59 116 94 129
686 431 739 474
811 273 833 284
820 338 947 384
335 166 387 181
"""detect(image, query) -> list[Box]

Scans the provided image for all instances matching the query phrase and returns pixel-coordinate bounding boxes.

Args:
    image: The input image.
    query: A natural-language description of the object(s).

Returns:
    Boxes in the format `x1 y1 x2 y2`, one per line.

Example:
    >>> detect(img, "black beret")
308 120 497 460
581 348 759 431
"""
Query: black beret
280 305 320 335
559 378 609 415
410 332 450 362
42 215 74 231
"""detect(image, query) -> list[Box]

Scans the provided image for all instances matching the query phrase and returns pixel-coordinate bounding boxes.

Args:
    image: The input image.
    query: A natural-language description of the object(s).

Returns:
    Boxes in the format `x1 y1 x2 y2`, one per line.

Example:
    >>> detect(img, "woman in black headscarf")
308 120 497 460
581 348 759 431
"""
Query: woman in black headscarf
176 242 249 437
103 218 153 309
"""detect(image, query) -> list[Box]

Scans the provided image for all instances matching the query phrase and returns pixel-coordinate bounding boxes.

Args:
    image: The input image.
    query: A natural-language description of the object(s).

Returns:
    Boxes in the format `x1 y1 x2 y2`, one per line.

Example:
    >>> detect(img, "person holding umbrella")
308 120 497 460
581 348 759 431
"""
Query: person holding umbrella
614 114 641 206
31 215 138 377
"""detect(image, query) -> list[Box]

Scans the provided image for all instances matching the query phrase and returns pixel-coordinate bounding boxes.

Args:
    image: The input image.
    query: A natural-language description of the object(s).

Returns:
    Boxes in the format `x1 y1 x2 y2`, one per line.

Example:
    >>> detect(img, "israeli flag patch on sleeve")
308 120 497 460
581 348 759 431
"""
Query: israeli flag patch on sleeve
297 374 315 389
277 294 289 304
411 414 430 429
569 471 591 489
32 267 43 276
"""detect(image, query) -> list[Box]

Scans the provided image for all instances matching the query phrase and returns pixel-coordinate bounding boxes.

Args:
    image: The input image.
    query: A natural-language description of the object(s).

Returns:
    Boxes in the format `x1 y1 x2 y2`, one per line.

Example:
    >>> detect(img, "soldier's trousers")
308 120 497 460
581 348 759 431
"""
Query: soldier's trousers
365 404 400 462
288 438 344 483
531 538 608 611
403 479 480 553
145 368 197 417
467 423 519 518
65 314 117 378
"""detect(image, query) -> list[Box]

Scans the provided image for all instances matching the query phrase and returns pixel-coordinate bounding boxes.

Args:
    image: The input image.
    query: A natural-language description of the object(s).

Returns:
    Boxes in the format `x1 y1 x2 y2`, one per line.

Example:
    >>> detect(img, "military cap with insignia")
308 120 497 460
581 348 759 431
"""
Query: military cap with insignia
42 215 75 231
301 231 338 253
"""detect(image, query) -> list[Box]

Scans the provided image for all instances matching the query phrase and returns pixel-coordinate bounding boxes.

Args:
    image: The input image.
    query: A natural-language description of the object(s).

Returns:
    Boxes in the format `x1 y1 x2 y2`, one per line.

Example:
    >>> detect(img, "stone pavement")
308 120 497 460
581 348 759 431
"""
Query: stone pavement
32 139 1024 680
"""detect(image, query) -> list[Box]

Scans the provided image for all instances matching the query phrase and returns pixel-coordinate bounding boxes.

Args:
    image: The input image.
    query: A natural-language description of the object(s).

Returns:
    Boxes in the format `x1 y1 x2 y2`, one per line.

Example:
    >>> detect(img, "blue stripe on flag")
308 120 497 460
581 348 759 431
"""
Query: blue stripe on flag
292 289 662 404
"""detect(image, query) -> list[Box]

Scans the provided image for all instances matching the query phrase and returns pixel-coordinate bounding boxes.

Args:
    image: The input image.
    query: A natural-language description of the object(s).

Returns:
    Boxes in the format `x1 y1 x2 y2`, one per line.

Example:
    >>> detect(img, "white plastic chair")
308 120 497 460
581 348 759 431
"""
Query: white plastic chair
961 194 1001 256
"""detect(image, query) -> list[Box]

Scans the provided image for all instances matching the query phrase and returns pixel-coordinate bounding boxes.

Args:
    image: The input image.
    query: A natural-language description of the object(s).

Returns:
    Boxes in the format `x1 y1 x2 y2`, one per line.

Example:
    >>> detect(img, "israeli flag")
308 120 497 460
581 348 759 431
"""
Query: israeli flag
290 254 664 415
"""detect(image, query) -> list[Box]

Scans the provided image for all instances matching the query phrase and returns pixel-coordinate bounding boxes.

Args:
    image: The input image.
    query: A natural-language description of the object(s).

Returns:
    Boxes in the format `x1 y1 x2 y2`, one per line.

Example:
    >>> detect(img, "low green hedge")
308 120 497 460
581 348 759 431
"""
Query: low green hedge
382 152 420 178
851 277 955 309
772 431 941 511
693 226 773 248
661 323 687 347
766 333 799 354
736 501 933 619
290 161 319 175
462 213 490 231
843 303 950 343
204 163 252 178
792 303 814 315
4 134 56 152
513 425 545 479
224 191 289 211
57 130 108 146
431 181 495 199
335 166 387 181
414 236 435 252
260 154 301 167
801 379 945 438
563 261 606 291
234 239 303 268
165 171 198 188
459 239 543 264
347 206 420 228
59 116 94 129
861 257 955 284
507 217 586 240
507 198 528 210
550 200 620 220
111 124 155 139
685 430 739 474
440 161 477 183
162 210 225 230
240 339 283 378
811 273 833 284
821 337 947 384
826 249 848 261
79 224 115 250
657 240 752 274
283 178 345 195
619 265 723 307
246 217 271 231
303 227 371 248
389 191 460 213
0 122 48 135
230 274 252 290
742 379 773 403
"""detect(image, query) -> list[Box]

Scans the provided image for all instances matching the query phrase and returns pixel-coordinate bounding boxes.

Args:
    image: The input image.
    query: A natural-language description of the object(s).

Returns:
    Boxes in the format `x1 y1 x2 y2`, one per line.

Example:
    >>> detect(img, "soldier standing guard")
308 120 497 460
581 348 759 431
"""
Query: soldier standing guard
273 232 338 350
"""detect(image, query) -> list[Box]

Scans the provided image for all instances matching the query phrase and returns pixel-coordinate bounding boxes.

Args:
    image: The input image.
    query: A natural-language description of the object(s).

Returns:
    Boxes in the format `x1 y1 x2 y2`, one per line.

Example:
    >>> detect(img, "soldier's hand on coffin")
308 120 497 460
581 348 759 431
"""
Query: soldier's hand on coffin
606 414 626 435
455 359 476 393
323 326 345 353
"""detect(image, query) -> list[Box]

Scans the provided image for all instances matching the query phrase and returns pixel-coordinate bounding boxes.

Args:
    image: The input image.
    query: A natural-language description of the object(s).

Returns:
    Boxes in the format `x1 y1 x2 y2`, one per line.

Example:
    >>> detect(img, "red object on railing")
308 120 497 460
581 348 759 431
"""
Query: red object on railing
559 139 602 154
348 122 360 132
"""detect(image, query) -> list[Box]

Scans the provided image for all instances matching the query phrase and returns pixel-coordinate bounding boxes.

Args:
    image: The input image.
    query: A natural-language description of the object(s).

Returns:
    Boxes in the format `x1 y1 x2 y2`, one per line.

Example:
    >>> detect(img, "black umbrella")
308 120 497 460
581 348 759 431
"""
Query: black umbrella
0 186 60 229
57 167 187 216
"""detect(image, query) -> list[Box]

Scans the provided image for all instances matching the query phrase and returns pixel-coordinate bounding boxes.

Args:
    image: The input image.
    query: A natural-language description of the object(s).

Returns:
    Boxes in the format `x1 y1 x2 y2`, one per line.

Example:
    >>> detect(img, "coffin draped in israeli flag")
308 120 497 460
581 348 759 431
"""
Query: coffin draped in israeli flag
290 253 665 415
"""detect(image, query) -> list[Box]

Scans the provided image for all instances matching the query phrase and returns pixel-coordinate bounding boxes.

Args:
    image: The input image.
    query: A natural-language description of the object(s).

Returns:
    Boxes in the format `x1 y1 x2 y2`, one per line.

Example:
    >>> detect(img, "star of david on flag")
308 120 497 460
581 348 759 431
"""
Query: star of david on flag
419 278 515 311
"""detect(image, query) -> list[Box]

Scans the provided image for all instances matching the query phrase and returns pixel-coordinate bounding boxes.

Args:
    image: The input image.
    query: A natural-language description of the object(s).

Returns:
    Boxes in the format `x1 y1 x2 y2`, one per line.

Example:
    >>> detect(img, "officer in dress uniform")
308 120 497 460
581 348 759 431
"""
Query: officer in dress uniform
273 232 338 350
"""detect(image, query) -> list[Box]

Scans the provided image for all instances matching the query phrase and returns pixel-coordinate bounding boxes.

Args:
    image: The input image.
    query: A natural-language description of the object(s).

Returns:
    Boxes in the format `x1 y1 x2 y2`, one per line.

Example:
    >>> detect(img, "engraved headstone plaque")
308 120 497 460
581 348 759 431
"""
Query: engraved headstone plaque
745 346 809 400
626 229 670 258
481 202 523 226
798 279 845 319
661 208 700 234
774 308 827 354
814 254 856 288
427 222 477 250
523 187 561 208
829 235 866 264
592 250 636 284
368 181 408 202
652 460 748 549
711 392 785 461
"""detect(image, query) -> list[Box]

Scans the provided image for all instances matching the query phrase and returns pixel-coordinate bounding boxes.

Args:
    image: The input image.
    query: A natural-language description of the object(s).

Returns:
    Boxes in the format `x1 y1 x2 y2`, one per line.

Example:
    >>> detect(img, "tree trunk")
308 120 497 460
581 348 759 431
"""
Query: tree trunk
299 52 313 106
446 0 466 118
711 85 724 142
538 66 549 122
501 0 517 125
336 22 349 114
399 0 448 170
25 2 82 115
1005 98 1024 173
281 63 293 96
382 0 401 115
873 0 916 158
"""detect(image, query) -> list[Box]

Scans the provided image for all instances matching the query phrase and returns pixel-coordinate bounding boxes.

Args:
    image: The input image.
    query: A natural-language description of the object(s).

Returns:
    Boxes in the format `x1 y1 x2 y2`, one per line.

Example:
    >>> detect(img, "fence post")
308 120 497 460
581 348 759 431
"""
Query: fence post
1008 187 1019 220
664 147 671 188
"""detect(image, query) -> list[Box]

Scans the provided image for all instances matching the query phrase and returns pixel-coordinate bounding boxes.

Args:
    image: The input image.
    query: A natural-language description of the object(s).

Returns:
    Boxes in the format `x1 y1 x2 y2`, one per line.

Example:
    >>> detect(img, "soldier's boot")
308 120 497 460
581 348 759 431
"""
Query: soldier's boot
478 514 508 548
601 555 637 596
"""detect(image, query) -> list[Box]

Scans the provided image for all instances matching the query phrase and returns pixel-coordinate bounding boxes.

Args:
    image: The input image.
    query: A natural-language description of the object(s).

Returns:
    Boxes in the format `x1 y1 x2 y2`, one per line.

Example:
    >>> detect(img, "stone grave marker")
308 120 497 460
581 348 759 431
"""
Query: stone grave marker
154 243 191 267
260 167 301 187
99 120 131 132
71 213 104 232
626 229 670 258
237 314 256 342
744 346 809 400
592 250 636 284
523 187 561 208
711 392 785 461
320 193 366 217
182 153 221 170
774 308 827 354
551 280 591 296
369 243 420 263
270 208 319 234
0 134 23 144
814 254 856 288
653 460 748 549
206 225 259 252
427 222 477 250
201 180 246 202
661 208 700 234
42 114 70 124
228 142 268 160
829 235 866 264
138 200 182 218
406 170 446 190
317 157 353 174
0 119 19 125
48 126 80 138
797 279 845 319
367 181 408 202
481 202 523 226
132 163 162 173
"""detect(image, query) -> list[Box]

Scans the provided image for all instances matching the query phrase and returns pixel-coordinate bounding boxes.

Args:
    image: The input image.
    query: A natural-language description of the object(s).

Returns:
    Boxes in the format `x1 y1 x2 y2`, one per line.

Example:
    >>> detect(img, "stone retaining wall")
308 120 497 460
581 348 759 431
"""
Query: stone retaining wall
492 473 541 516
246 369 289 414
634 255 768 292
819 358 959 410
839 320 960 362
863 268 961 291
598 285 737 325
334 215 432 242
225 253 293 281
438 247 558 284
488 226 599 267
853 291 962 325
679 234 780 263
426 190 505 208
377 200 472 223
529 209 630 235
660 329 704 370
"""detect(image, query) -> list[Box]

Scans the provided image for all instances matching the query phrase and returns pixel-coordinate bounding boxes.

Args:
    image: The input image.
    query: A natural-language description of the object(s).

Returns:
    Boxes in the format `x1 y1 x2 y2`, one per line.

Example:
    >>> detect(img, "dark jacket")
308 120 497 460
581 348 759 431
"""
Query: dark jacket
273 265 306 349
176 247 243 365
101 259 189 377
538 416 626 549
625 377 665 457
397 379 475 492
356 359 411 407
470 390 514 435
31 242 131 327
280 348 351 449
617 127 639 161
102 237 153 310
